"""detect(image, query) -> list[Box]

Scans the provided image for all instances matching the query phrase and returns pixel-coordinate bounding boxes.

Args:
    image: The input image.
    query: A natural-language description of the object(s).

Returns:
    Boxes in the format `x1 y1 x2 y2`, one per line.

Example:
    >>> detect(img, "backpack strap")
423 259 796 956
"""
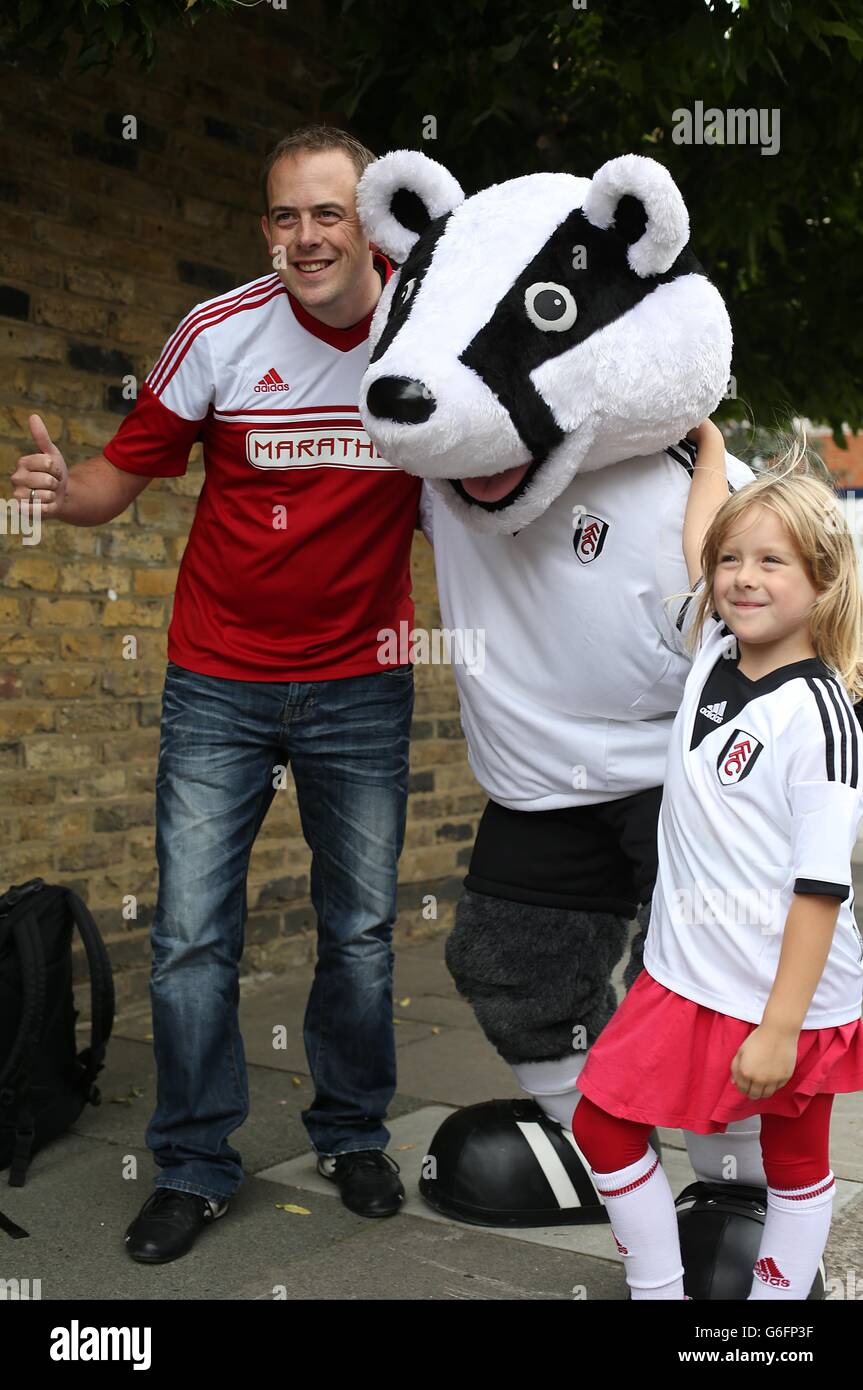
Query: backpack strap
64 889 115 1099
0 907 47 1186
0 906 47 1094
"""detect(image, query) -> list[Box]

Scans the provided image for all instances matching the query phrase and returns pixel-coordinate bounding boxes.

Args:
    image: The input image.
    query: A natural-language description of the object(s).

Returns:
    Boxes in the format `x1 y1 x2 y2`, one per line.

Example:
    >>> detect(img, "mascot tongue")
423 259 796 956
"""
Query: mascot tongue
459 463 531 502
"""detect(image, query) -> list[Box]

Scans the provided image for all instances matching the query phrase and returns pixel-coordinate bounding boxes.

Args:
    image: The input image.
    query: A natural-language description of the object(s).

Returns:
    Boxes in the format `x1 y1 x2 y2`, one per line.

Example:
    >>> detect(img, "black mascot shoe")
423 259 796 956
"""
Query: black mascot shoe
419 1098 659 1228
317 1149 405 1217
124 1189 229 1264
675 1180 826 1300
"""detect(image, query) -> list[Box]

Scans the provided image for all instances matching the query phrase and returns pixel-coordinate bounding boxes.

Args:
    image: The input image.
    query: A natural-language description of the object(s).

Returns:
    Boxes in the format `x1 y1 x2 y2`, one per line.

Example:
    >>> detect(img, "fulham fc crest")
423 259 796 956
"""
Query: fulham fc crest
717 728 764 785
573 514 609 564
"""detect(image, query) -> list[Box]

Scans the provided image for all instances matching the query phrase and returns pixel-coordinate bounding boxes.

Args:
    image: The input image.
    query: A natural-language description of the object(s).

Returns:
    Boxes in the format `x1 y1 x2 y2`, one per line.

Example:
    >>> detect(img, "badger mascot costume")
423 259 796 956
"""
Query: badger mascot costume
356 151 823 1298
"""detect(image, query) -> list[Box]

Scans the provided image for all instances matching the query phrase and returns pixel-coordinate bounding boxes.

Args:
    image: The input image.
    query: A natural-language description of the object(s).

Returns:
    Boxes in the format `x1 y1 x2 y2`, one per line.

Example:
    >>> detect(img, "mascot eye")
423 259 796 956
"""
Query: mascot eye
399 277 417 306
524 282 577 332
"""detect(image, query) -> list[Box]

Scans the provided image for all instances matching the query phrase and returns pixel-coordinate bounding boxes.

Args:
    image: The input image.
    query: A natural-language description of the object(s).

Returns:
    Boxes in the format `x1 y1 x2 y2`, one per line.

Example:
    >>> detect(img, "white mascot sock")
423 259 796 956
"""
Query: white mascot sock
591 1146 685 1299
747 1174 834 1300
684 1117 767 1187
510 1054 588 1131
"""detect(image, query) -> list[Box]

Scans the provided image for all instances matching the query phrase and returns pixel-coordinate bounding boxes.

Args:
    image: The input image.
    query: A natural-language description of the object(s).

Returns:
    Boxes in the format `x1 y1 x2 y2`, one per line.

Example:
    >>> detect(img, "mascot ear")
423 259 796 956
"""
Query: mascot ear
357 149 465 263
582 154 690 277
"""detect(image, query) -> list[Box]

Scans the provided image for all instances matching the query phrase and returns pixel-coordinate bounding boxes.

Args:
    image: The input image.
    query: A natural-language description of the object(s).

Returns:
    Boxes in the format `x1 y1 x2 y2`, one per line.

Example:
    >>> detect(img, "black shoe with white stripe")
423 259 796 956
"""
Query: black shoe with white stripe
420 1098 617 1227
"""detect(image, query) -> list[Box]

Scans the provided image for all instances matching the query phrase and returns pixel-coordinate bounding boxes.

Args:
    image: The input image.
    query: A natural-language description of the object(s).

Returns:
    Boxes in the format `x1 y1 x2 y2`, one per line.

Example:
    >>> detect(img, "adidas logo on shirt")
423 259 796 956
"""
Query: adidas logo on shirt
699 700 727 724
255 368 290 392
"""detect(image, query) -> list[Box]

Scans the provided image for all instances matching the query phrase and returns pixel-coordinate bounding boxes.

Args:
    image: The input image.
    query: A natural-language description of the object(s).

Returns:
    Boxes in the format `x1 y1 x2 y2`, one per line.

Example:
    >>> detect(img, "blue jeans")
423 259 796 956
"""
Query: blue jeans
145 659 414 1203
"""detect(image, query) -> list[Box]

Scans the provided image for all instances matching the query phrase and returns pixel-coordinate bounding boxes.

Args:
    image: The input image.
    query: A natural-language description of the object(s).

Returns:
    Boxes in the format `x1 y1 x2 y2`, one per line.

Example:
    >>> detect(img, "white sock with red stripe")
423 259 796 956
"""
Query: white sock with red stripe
591 1146 685 1299
747 1172 834 1299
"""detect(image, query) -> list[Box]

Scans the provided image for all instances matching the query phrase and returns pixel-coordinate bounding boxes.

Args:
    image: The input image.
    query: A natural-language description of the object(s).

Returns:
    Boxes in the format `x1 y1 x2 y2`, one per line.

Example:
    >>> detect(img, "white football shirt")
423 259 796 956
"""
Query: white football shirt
644 612 863 1027
421 446 753 809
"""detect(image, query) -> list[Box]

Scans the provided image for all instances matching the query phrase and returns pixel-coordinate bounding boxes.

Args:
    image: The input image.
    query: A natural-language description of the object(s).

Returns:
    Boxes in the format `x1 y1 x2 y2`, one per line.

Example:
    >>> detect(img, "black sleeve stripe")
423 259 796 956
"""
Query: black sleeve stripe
826 676 861 788
666 445 694 476
821 678 849 785
805 677 837 781
669 436 738 495
794 877 850 899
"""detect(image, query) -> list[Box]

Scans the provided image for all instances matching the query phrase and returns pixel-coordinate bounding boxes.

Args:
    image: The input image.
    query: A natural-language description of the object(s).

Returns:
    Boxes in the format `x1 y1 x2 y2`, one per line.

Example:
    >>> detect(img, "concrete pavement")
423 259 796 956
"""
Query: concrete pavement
1 918 860 1303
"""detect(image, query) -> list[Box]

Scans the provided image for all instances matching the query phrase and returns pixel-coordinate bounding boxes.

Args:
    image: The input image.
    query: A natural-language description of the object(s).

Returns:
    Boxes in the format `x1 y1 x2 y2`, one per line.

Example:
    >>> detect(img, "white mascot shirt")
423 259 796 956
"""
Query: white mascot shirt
422 448 753 811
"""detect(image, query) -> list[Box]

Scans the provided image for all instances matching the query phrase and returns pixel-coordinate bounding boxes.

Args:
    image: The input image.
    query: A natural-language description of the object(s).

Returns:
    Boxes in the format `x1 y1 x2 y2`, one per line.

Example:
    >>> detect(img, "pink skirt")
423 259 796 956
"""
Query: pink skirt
576 969 863 1134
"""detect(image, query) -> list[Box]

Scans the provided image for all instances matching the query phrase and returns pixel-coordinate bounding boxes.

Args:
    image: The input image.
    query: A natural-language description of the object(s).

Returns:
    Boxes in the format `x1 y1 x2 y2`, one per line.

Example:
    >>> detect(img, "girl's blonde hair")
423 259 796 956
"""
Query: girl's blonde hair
687 431 863 701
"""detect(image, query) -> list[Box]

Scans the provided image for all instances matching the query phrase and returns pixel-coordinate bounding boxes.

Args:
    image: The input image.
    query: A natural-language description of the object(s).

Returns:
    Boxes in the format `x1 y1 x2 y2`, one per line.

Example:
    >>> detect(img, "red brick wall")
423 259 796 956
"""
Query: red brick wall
815 429 863 490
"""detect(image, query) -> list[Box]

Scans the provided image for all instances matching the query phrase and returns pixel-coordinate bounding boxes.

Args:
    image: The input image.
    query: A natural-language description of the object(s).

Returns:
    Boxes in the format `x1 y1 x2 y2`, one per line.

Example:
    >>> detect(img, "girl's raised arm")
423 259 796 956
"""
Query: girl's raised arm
682 418 728 589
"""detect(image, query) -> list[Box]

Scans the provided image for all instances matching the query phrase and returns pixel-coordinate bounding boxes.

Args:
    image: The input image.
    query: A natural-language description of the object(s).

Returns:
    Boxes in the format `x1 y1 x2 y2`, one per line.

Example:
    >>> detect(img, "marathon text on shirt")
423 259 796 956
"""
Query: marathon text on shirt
246 425 399 470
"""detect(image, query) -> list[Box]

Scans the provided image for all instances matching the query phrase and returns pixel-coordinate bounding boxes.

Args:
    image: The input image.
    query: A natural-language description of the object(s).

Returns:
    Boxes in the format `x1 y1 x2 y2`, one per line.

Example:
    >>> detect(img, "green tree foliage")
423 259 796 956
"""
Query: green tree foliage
0 0 237 70
2 0 861 437
318 0 863 441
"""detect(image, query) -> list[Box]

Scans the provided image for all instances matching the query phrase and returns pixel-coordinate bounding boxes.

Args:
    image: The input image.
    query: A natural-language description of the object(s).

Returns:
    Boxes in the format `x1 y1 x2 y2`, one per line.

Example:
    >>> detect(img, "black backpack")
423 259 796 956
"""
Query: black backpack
0 878 114 1187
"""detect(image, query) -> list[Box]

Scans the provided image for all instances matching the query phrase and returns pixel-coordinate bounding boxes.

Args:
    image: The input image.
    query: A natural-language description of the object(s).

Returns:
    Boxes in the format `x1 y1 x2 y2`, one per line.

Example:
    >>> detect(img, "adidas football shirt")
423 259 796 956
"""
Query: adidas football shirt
644 613 863 1027
422 446 753 809
104 258 421 680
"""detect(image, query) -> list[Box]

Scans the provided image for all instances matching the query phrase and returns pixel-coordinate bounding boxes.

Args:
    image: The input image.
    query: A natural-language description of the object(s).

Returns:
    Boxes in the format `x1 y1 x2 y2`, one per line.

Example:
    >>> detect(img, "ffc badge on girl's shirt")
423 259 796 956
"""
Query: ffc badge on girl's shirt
716 729 765 785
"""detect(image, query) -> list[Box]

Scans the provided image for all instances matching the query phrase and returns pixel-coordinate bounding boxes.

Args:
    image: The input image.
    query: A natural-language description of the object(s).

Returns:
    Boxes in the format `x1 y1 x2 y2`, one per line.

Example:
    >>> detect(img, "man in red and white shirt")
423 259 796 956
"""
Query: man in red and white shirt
13 127 421 1262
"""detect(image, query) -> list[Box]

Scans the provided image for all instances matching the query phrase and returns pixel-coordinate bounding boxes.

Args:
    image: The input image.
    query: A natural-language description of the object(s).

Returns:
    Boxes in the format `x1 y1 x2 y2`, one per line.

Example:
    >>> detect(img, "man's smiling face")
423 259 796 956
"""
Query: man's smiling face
261 148 374 327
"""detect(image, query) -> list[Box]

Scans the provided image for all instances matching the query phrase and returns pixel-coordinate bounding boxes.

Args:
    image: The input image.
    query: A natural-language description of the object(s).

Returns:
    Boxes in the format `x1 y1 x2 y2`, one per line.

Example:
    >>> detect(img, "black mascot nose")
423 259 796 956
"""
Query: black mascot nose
366 376 436 424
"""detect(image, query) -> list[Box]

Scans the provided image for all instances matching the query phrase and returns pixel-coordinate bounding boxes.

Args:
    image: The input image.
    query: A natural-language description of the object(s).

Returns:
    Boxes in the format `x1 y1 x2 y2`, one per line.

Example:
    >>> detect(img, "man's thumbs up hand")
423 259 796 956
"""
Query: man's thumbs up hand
28 413 61 458
11 413 69 515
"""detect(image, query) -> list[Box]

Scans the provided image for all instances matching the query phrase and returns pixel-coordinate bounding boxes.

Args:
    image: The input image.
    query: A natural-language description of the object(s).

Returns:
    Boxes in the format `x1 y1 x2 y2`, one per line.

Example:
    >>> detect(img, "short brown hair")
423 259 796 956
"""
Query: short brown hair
261 124 376 212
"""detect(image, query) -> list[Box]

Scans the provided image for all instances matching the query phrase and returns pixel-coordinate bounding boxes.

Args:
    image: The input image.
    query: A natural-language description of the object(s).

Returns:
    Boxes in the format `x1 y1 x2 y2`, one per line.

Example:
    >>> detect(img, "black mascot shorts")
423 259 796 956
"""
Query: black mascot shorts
463 787 663 919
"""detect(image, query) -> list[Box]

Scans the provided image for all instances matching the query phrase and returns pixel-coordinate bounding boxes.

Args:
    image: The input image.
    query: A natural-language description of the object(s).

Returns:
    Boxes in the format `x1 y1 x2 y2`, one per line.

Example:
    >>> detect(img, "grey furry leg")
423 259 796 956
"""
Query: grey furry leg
445 890 629 1065
622 899 651 994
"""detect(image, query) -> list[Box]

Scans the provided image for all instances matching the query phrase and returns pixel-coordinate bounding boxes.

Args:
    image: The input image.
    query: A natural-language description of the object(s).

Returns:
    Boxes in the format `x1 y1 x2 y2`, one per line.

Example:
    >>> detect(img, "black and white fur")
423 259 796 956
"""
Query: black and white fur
357 152 766 1229
358 150 732 534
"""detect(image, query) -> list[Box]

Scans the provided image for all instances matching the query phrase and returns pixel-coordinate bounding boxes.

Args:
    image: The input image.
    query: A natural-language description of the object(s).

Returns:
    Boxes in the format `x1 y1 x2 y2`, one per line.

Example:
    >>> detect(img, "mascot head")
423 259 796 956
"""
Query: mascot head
358 150 732 533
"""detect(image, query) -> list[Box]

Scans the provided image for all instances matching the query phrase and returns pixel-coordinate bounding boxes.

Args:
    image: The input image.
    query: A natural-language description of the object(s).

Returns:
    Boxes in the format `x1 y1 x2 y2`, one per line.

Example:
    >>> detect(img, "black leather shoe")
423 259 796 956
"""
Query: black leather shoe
318 1149 405 1217
124 1189 229 1264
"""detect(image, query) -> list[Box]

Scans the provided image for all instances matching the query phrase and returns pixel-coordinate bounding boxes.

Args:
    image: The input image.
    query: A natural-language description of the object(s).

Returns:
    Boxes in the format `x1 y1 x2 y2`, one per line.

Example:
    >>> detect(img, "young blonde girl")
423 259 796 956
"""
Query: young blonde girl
572 421 863 1300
